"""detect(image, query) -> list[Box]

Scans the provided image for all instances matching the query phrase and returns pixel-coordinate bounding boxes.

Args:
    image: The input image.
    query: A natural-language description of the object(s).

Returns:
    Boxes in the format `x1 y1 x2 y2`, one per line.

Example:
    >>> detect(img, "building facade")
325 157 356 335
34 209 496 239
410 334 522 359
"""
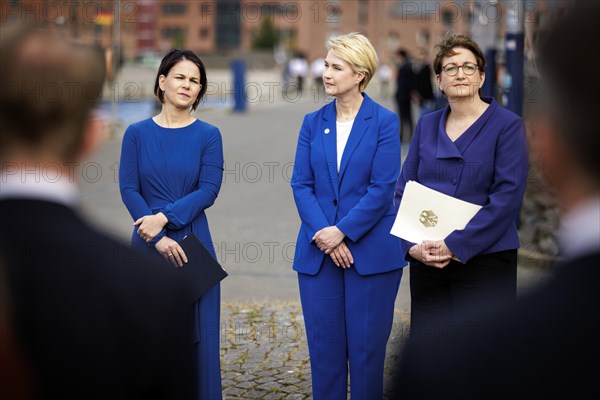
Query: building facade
1 1 560 66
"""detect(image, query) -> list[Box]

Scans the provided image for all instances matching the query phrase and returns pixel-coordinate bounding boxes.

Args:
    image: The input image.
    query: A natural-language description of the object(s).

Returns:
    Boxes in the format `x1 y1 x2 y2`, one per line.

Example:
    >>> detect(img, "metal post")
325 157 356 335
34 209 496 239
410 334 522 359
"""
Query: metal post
470 0 499 99
111 1 121 138
505 0 524 115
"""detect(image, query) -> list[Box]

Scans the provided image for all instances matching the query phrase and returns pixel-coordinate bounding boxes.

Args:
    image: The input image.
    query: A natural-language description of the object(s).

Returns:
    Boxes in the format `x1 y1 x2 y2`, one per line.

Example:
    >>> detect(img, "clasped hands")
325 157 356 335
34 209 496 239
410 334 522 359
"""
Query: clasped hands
134 212 187 267
313 226 353 269
409 240 453 268
134 212 168 242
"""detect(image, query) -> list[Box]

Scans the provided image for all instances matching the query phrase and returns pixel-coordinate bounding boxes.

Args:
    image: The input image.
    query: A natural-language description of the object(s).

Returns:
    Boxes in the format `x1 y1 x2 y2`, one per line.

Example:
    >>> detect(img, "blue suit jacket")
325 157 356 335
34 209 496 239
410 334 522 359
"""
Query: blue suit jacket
291 93 407 275
394 97 529 263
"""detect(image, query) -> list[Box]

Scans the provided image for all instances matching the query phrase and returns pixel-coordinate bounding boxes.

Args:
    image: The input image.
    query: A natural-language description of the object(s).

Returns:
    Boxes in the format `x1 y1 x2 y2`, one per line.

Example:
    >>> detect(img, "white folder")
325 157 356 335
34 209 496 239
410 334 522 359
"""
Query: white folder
391 181 482 243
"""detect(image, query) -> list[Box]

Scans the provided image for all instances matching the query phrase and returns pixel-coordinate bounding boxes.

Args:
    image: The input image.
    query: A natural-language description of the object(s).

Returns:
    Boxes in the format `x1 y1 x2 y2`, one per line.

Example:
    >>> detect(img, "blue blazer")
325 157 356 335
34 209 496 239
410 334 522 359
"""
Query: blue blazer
291 93 407 276
394 97 529 263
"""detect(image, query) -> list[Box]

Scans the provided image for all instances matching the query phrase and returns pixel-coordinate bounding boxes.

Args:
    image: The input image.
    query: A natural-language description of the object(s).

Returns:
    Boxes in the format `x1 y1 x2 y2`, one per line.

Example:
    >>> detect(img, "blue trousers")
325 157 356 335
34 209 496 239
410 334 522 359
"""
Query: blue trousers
298 258 402 399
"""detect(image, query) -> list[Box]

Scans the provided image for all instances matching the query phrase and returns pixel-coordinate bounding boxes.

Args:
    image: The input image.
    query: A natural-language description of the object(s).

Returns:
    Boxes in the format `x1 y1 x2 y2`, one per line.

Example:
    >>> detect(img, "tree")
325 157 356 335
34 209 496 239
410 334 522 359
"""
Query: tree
252 18 278 50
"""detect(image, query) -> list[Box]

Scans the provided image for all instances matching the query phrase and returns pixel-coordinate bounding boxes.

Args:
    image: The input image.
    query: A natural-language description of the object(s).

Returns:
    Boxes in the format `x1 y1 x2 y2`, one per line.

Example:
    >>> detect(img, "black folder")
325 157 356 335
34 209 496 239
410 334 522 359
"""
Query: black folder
177 233 228 302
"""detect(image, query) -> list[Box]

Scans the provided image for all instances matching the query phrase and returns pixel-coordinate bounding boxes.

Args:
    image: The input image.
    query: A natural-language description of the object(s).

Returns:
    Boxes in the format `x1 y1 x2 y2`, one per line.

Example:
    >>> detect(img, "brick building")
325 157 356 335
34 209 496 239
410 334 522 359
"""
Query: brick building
1 1 561 66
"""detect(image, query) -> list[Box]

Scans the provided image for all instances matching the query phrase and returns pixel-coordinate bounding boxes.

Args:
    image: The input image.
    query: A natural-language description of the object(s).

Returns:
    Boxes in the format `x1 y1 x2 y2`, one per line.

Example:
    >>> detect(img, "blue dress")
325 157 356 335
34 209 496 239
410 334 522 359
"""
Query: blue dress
119 118 224 399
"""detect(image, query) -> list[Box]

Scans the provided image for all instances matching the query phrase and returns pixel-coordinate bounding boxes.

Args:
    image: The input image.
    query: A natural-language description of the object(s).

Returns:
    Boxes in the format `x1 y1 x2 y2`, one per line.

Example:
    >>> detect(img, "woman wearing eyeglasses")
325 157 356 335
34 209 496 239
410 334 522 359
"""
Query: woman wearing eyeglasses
394 35 529 333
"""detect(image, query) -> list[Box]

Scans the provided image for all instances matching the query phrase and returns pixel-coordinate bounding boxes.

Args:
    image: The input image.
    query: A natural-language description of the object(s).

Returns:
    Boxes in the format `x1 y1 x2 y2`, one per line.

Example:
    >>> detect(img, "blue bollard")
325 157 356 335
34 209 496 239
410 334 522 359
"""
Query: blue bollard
231 59 247 113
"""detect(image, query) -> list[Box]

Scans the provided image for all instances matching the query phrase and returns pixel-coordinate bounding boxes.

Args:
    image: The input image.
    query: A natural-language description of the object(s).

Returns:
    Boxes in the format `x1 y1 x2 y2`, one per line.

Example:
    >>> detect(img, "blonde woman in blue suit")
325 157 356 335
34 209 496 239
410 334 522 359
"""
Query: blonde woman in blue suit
291 33 406 399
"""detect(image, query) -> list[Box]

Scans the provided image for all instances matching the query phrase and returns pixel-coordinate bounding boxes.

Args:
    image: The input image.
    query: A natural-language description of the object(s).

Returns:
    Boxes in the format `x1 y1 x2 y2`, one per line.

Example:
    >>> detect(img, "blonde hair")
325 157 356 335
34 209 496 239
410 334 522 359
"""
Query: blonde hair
327 32 378 92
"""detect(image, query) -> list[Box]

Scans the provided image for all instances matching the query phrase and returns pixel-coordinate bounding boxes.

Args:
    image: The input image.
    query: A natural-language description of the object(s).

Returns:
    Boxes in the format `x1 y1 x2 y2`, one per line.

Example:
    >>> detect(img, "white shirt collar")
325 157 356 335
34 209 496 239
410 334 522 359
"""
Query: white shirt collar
0 168 79 206
558 195 600 260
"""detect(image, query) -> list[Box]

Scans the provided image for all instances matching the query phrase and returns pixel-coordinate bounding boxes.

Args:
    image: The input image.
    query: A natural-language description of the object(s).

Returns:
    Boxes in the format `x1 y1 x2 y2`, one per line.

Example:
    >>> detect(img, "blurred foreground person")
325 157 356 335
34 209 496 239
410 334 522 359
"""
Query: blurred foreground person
0 24 195 399
392 4 600 399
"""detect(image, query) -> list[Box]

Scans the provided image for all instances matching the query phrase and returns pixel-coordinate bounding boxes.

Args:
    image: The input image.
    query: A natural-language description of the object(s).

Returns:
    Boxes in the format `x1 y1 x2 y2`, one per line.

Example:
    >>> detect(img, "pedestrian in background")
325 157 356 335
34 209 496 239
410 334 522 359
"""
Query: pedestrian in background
119 49 224 400
310 56 325 92
394 49 415 143
378 62 393 98
289 51 309 95
412 47 435 117
392 4 600 398
394 35 529 338
291 33 406 399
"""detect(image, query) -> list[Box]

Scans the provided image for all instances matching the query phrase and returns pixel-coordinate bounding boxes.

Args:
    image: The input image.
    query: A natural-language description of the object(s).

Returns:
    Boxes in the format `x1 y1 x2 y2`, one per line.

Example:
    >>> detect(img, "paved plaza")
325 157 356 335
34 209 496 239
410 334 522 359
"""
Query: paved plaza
76 65 553 399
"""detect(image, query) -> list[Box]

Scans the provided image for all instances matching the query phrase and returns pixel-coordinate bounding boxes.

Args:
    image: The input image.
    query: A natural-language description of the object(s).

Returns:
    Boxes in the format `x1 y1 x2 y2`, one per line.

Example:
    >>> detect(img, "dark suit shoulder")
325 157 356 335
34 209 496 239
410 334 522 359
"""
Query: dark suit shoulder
1 199 195 399
394 251 600 400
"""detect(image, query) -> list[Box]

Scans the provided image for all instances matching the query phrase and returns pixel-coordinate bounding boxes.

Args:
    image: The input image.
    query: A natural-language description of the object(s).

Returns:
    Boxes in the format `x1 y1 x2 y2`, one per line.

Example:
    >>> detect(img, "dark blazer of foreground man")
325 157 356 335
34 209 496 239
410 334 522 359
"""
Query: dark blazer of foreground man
0 25 195 399
391 3 600 399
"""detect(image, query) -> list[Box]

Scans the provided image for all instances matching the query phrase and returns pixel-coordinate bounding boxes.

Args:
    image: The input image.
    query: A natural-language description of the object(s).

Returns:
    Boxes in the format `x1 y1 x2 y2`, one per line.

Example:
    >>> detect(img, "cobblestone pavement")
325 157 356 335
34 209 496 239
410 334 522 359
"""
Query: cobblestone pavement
219 301 410 400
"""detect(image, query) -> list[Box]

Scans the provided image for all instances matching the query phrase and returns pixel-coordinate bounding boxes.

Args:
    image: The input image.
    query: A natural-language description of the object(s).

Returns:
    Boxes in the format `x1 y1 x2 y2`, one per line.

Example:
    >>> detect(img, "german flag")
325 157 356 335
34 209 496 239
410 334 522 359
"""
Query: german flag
96 11 113 26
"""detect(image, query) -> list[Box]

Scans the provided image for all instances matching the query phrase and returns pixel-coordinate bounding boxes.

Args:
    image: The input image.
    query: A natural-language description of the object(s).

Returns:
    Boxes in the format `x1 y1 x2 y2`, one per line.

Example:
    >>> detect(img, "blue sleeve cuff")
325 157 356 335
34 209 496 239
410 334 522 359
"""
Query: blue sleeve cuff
401 240 416 262
445 239 472 264
161 205 184 230
148 229 167 246
336 222 360 243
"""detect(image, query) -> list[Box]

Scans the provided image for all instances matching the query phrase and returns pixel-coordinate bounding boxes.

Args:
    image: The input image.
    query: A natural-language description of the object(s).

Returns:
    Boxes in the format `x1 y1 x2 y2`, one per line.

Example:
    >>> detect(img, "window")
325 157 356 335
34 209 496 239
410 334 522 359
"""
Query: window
199 27 210 39
162 27 185 39
215 0 241 50
162 3 187 15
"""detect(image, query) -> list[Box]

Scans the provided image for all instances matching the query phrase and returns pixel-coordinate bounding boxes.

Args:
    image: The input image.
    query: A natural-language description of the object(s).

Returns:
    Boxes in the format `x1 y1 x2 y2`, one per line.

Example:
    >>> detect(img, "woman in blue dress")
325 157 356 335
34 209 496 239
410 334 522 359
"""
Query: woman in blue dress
119 49 224 399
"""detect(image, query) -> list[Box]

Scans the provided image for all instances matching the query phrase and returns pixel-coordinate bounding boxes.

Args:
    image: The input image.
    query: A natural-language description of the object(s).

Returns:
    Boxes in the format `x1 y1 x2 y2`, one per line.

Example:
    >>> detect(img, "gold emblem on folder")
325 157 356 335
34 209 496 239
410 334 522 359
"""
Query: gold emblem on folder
419 210 438 227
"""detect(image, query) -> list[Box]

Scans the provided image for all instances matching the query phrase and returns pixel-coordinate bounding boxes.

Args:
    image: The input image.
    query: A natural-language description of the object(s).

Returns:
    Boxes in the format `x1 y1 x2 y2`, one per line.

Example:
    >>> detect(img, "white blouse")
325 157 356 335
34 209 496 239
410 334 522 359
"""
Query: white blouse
336 119 355 172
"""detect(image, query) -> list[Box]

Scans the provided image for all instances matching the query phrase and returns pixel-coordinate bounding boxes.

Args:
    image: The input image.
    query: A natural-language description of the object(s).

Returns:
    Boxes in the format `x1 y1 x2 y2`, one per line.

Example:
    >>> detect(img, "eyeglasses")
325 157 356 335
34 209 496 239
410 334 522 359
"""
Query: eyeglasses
442 62 479 76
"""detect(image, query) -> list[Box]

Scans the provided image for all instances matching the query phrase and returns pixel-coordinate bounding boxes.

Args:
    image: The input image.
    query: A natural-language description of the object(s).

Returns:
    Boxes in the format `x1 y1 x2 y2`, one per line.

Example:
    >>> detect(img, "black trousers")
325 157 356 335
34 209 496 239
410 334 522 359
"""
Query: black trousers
396 100 413 143
409 249 517 340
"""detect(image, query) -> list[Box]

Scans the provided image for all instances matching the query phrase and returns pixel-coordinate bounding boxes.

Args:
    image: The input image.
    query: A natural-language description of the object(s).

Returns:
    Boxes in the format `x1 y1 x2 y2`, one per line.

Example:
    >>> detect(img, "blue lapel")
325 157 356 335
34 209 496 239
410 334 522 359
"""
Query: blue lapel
339 93 374 183
436 97 497 159
321 101 339 198
436 106 464 159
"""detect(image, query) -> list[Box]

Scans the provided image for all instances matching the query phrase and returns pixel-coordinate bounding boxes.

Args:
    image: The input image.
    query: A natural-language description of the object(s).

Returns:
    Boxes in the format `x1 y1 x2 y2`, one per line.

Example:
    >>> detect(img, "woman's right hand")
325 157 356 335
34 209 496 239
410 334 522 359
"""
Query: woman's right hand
155 237 188 268
134 212 168 242
409 242 452 268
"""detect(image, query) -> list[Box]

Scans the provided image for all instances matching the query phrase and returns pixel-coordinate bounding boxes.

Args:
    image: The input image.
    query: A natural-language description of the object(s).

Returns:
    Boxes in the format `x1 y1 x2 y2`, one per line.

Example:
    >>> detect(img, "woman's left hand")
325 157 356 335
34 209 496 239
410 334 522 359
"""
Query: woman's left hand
424 240 452 258
313 226 345 254
422 240 454 267
134 212 168 242
330 242 354 268
408 240 454 268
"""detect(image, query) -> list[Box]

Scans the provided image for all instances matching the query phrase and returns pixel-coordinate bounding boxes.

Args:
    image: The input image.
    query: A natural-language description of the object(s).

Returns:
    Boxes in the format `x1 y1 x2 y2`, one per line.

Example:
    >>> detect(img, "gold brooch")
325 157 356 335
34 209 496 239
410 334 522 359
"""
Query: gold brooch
419 210 438 227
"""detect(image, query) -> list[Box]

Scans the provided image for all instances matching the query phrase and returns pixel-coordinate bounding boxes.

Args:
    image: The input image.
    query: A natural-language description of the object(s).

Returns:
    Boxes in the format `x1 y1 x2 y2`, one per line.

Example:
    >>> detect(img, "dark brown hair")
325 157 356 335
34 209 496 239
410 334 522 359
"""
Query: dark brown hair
432 34 486 75
0 23 106 162
154 49 207 111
